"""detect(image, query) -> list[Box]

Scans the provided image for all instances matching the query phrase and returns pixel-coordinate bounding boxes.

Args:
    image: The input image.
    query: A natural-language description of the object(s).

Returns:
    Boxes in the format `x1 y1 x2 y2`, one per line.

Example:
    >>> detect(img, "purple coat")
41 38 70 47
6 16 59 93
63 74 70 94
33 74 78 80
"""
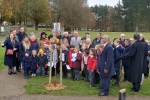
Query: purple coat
72 53 82 70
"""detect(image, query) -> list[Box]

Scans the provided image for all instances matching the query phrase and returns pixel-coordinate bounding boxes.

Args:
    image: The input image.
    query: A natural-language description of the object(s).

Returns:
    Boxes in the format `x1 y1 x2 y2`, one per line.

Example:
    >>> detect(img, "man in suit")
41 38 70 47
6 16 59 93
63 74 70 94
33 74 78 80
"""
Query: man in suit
121 34 147 92
97 35 114 96
70 30 81 47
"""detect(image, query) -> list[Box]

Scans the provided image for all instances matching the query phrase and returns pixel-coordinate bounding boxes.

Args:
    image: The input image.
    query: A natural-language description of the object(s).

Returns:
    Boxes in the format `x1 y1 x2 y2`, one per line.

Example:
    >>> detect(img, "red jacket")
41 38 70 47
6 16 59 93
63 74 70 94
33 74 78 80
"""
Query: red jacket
87 56 98 71
72 53 82 70
68 50 74 68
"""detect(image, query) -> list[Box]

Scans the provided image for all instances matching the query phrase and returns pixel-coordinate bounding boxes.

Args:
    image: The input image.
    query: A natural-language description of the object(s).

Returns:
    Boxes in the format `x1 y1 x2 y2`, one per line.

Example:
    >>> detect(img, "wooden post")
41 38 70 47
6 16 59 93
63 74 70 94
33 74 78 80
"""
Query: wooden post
49 44 53 84
119 89 126 100
59 27 64 85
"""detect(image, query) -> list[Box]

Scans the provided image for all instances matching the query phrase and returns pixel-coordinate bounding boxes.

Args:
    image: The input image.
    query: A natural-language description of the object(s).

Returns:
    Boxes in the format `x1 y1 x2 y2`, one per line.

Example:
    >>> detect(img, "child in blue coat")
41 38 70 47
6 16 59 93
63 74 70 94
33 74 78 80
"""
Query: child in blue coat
22 51 32 79
113 39 124 86
31 50 38 77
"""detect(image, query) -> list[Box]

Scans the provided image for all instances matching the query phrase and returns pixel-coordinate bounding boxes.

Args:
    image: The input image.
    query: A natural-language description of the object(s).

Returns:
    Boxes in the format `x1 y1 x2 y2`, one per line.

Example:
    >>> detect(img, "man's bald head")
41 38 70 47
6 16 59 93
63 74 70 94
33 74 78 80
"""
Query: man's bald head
140 33 144 40
102 35 110 44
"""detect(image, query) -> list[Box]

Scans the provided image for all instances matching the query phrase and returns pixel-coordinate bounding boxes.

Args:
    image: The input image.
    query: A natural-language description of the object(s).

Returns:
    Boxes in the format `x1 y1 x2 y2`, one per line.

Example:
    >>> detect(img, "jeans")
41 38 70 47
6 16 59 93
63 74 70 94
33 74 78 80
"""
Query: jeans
37 66 45 75
24 67 31 77
74 68 79 80
89 70 95 86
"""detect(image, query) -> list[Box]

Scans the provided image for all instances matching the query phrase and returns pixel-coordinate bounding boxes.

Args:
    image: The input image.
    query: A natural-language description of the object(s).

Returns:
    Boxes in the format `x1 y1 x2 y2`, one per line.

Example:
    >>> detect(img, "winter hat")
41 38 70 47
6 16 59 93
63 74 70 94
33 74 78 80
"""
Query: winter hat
39 49 44 54
25 50 30 55
44 41 50 47
81 37 86 40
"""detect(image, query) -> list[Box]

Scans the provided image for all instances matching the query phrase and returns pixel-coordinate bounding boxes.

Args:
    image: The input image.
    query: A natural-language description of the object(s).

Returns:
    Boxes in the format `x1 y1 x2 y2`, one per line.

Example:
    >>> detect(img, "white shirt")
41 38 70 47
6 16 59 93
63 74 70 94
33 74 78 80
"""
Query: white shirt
71 53 77 62
83 56 88 64
103 42 108 48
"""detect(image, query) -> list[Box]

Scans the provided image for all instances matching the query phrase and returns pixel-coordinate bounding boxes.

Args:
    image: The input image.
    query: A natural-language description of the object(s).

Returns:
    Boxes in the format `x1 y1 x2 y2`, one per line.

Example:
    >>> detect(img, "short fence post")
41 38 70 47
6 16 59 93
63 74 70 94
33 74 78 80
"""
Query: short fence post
119 89 126 100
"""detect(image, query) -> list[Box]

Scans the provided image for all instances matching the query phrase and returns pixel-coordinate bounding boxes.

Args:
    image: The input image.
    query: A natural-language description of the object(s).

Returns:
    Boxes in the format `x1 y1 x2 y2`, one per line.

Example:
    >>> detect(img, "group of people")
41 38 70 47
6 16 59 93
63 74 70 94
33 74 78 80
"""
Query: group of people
1 26 150 96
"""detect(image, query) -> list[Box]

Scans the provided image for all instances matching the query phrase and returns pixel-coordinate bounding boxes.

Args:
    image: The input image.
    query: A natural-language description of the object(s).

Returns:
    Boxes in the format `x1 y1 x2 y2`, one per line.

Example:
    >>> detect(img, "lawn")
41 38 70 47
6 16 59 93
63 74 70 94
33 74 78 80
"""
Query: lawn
1 28 150 96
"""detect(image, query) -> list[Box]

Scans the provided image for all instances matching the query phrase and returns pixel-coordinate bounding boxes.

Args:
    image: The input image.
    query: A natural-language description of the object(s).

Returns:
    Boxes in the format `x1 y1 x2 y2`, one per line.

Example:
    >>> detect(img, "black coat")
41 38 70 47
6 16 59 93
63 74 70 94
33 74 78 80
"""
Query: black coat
3 38 19 66
62 49 68 66
16 32 27 43
121 40 147 83
141 38 148 73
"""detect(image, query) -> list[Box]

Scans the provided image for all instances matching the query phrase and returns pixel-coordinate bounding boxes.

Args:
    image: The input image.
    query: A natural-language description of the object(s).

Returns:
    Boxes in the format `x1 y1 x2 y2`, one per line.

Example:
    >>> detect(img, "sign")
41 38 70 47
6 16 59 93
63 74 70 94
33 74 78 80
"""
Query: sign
53 23 60 32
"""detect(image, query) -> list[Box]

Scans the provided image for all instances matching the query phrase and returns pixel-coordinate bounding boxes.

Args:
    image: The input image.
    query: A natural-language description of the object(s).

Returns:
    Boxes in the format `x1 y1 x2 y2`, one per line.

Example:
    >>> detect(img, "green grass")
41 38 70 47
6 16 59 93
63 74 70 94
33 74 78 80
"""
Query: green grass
0 46 5 71
25 75 150 96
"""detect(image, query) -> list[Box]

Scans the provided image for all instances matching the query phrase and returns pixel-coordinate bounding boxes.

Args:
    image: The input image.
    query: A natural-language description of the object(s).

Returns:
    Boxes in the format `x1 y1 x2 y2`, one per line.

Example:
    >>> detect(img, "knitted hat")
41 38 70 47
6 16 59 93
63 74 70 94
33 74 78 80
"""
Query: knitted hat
25 50 30 55
44 41 50 46
39 49 44 54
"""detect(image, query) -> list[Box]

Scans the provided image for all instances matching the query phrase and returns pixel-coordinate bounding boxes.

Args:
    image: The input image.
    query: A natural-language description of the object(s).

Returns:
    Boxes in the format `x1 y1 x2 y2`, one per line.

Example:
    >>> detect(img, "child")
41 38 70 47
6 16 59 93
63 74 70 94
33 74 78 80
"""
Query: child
44 41 50 76
82 49 89 81
72 46 82 81
87 48 98 87
81 43 88 79
37 49 48 76
62 44 69 78
67 45 75 79
56 43 60 75
22 51 32 79
31 50 38 77
52 44 58 76
113 39 124 86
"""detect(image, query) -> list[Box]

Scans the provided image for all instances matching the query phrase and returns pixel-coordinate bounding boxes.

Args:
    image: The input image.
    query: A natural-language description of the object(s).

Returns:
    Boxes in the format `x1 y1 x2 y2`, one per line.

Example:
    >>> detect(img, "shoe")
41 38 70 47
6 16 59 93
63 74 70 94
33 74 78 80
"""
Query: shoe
130 89 139 92
8 72 12 75
34 74 36 77
17 70 21 72
12 72 17 74
24 77 29 79
89 85 92 87
98 93 108 96
112 83 119 86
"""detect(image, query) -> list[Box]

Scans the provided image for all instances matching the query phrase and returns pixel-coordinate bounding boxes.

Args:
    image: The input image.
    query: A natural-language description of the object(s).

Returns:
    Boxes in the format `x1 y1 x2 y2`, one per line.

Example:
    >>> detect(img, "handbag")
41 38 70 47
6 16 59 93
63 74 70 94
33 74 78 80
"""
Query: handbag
6 49 14 55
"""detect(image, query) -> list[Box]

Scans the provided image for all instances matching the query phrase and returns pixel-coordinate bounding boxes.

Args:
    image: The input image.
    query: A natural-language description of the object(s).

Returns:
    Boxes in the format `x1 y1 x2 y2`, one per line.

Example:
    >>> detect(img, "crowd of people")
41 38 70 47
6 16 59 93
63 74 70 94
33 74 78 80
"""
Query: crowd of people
1 26 150 96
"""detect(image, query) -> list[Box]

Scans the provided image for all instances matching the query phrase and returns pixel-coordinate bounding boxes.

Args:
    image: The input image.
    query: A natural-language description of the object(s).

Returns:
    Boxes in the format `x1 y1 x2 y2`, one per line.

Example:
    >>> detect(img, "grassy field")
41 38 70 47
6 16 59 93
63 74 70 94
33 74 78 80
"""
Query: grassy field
1 28 150 96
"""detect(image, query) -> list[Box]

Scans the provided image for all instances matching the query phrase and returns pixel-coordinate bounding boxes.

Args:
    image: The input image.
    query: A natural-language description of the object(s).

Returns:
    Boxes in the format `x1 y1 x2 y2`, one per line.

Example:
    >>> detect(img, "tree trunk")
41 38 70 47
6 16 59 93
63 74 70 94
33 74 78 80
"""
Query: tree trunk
35 22 38 30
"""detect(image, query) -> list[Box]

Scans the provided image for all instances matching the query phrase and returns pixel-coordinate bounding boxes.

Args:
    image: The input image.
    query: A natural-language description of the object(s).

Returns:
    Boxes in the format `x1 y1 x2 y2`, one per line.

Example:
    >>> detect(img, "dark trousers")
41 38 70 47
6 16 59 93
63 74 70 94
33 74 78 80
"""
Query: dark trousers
74 68 79 80
100 77 110 95
31 68 36 74
56 62 60 75
16 60 21 70
71 68 75 79
89 70 95 86
63 65 68 78
124 66 129 81
95 72 100 84
132 82 140 91
115 69 120 84
144 61 149 77
83 64 89 81
45 67 48 75
24 67 31 77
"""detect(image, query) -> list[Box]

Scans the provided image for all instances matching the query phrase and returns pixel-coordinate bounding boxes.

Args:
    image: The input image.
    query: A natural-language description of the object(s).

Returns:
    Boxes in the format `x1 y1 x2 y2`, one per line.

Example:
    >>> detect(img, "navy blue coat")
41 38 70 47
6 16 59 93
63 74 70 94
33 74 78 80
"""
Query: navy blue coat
16 32 27 43
22 56 32 68
122 45 130 67
30 41 39 53
114 46 124 69
3 38 19 66
19 43 31 61
97 43 115 77
31 55 38 69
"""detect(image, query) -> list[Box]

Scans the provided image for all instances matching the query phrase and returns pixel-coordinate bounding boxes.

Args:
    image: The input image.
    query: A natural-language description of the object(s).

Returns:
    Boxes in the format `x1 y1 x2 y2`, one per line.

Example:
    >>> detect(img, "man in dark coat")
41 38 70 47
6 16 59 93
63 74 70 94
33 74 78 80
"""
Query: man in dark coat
121 34 147 92
16 26 28 43
122 39 131 81
62 31 71 44
97 35 114 96
16 26 27 72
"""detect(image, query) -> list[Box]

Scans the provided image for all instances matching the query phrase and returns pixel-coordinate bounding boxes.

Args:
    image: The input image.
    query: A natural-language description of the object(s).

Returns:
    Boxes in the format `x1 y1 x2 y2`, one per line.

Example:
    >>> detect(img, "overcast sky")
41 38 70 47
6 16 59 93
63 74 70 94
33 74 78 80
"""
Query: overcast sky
88 0 121 7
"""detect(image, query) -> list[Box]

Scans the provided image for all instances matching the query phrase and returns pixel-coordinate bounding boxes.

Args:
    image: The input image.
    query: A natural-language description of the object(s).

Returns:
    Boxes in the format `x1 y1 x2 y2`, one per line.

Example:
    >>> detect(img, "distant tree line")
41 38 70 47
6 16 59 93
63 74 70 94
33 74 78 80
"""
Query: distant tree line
91 0 150 32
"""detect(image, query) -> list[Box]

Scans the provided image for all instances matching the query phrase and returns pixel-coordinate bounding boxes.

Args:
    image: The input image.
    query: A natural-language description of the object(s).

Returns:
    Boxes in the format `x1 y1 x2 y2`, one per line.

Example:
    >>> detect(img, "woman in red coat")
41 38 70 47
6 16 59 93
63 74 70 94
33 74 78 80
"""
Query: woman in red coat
72 46 82 81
